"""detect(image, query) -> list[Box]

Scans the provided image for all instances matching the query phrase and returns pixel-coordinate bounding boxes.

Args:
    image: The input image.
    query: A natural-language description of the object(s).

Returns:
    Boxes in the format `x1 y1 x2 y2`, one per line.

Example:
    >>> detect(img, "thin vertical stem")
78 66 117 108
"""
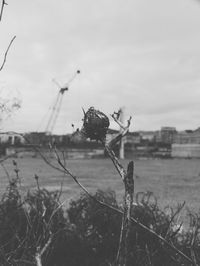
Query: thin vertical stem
116 161 134 266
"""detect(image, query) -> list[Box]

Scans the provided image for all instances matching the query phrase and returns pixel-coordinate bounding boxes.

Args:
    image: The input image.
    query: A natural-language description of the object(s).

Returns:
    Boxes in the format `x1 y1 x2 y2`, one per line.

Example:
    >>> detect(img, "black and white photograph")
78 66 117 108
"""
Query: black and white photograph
0 0 200 265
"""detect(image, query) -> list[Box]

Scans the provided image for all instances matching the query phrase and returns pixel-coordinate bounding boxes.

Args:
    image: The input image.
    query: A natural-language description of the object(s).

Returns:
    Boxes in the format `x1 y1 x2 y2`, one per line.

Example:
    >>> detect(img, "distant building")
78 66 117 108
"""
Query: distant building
125 132 141 144
139 131 157 142
106 129 141 144
174 128 200 144
24 132 72 146
172 144 200 158
0 132 24 145
24 132 48 146
172 127 200 158
160 127 177 144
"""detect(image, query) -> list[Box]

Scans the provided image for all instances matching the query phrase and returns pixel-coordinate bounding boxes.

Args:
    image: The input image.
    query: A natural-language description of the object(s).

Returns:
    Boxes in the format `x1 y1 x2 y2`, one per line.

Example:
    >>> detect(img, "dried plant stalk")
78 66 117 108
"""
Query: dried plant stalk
116 161 134 266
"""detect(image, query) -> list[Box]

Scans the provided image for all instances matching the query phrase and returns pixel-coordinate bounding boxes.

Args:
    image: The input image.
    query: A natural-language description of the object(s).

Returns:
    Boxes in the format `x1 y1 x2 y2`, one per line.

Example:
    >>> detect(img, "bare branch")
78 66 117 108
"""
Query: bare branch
0 35 16 71
190 218 198 266
0 0 8 22
0 162 10 181
102 114 132 181
145 244 153 266
105 112 134 265
104 143 126 179
116 161 134 266
111 112 132 131
164 202 185 238
35 234 52 266
108 114 132 149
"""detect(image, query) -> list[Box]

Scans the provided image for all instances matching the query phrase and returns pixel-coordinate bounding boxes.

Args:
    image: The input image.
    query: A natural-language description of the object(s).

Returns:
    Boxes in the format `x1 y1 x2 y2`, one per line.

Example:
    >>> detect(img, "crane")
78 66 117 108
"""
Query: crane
45 70 80 134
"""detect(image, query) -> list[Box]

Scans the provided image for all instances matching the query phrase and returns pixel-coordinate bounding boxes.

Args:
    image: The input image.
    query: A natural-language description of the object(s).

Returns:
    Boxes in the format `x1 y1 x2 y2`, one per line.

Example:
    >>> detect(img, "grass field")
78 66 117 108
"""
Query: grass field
1 156 200 211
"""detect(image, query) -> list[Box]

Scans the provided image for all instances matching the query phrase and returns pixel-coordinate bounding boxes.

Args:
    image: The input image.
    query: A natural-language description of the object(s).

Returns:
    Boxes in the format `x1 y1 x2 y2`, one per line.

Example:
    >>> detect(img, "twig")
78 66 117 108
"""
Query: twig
55 150 66 200
164 202 185 238
105 113 133 265
111 113 132 131
116 161 134 266
0 162 10 181
0 0 7 21
103 115 132 181
108 115 131 149
190 218 198 266
0 35 16 71
13 159 21 187
104 143 126 179
35 234 52 266
145 244 152 266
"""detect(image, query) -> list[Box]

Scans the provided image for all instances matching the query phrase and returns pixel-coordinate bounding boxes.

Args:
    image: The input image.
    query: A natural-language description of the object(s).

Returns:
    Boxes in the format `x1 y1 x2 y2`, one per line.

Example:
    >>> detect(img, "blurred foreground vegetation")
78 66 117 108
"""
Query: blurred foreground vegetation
0 175 200 266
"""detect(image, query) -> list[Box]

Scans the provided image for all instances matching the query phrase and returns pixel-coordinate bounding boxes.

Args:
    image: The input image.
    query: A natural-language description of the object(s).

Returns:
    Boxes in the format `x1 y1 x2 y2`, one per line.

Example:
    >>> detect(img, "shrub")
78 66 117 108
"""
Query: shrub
0 179 199 266
67 189 121 266
67 190 199 266
0 179 68 265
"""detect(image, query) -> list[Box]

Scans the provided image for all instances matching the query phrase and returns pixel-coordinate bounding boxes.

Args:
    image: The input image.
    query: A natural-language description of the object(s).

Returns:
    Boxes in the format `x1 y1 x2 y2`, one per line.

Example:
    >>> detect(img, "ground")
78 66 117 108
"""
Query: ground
0 156 200 212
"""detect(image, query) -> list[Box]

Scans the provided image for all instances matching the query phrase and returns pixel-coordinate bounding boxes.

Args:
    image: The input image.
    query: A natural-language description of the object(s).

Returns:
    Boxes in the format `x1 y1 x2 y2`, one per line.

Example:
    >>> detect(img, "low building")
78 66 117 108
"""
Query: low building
160 127 177 144
0 132 25 145
24 132 47 146
106 129 141 145
139 131 157 142
125 132 141 144
172 143 200 158
174 129 200 144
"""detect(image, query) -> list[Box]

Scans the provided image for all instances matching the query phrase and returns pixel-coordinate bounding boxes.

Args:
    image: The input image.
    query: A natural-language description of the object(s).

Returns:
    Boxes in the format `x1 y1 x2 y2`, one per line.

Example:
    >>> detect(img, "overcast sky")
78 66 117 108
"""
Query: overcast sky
0 0 200 134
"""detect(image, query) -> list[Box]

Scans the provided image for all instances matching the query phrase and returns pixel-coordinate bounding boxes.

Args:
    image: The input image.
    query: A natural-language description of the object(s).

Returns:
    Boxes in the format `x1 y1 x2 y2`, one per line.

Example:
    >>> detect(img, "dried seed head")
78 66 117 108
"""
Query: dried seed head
82 107 110 141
